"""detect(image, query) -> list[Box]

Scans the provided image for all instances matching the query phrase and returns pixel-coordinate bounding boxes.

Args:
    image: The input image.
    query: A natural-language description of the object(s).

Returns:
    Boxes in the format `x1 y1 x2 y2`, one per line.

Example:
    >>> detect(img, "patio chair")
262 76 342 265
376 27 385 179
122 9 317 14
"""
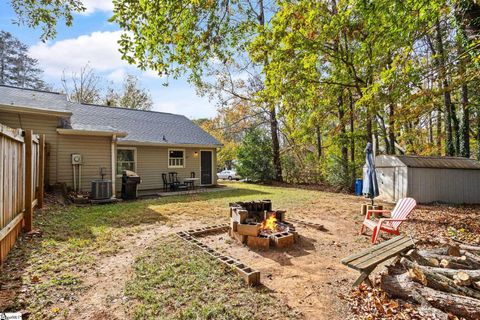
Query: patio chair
185 172 195 190
359 197 416 244
162 173 174 192
168 172 188 191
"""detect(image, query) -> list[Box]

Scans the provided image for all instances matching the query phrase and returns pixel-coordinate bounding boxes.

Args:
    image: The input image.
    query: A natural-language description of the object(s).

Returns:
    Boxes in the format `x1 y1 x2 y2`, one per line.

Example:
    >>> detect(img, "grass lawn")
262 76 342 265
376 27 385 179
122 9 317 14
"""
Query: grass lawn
1 182 334 319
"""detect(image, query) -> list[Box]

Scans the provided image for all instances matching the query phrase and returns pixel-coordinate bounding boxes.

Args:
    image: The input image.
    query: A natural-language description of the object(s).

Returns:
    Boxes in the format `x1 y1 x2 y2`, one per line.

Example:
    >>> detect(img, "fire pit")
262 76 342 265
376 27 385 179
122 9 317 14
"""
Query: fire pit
229 200 297 249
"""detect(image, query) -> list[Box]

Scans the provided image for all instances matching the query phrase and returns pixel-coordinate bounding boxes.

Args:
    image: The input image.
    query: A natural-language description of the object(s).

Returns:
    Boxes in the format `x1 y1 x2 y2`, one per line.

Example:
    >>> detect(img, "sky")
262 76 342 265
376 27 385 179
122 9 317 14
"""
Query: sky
0 0 217 119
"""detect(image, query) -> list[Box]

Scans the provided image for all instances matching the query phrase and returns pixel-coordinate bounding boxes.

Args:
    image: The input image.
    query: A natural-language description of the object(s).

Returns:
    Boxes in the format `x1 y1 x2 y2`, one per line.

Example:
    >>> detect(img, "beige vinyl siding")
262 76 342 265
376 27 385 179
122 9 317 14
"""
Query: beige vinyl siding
115 146 217 193
57 135 112 192
0 111 59 185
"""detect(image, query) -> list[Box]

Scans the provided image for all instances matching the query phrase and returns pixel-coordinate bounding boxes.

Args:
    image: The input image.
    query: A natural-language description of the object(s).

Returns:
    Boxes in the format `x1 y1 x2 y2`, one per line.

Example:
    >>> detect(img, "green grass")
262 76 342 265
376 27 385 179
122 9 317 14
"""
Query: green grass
1 182 325 319
125 237 300 320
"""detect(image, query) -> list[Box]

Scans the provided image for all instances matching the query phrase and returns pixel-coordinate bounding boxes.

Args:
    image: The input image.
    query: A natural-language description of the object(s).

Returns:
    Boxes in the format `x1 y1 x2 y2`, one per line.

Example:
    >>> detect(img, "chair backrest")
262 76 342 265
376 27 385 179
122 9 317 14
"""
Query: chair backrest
169 172 179 183
390 198 417 229
190 171 195 178
162 173 168 184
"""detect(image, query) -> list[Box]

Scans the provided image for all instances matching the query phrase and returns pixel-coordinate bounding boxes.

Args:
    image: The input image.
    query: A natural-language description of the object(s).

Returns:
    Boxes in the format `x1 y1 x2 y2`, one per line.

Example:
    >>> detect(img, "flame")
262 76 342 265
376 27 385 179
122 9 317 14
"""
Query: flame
261 212 277 232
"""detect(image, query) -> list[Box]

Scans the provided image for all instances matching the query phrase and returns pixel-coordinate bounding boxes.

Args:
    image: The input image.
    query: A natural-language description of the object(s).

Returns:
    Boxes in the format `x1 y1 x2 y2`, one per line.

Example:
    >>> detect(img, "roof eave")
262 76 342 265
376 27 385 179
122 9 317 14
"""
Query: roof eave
57 128 128 138
117 139 222 148
0 104 72 117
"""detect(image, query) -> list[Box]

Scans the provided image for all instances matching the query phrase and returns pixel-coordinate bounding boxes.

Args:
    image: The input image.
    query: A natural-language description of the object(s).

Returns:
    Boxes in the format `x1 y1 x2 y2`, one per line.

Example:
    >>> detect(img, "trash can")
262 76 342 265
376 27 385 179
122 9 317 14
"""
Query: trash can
354 178 363 196
121 170 141 200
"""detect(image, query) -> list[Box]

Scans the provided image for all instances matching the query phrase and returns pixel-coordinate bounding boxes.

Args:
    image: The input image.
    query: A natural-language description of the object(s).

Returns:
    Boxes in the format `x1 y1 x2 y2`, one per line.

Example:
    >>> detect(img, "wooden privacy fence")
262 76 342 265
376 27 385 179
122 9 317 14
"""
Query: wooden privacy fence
0 124 44 264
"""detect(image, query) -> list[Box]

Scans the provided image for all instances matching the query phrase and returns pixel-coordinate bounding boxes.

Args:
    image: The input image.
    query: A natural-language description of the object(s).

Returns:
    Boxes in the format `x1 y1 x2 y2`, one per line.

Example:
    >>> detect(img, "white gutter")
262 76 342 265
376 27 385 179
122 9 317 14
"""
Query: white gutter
117 140 223 148
0 104 72 117
56 128 128 138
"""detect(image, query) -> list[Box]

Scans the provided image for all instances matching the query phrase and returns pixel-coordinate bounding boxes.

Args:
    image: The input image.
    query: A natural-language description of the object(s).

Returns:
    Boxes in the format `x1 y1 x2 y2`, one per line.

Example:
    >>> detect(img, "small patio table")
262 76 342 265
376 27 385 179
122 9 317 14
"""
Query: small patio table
184 177 200 190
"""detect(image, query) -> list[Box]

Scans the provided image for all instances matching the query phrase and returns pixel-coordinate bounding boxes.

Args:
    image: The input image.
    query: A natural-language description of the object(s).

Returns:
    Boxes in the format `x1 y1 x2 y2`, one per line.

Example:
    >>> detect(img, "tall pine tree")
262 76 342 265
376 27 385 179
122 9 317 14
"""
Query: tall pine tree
0 30 46 89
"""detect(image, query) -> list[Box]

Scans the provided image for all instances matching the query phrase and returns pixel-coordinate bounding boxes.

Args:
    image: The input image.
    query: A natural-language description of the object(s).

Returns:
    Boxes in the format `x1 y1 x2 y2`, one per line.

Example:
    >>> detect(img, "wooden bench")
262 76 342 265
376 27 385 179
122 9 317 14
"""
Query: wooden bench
341 235 416 286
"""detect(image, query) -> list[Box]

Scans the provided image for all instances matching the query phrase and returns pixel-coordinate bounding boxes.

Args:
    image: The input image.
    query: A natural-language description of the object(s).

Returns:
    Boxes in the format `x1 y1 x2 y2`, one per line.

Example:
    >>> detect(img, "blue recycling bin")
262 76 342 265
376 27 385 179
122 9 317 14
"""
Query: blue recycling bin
354 178 363 196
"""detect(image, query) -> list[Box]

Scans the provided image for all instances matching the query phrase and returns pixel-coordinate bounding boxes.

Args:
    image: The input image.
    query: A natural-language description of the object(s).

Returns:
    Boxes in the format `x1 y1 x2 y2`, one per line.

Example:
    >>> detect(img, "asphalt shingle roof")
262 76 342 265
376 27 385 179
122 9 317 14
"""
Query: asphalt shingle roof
0 85 70 112
0 85 221 147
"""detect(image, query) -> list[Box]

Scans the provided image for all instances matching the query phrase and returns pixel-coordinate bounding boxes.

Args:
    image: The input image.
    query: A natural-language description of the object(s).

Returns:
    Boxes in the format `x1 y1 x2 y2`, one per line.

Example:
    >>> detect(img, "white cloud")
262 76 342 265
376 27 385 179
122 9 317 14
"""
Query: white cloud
81 0 114 14
107 68 127 82
29 31 128 77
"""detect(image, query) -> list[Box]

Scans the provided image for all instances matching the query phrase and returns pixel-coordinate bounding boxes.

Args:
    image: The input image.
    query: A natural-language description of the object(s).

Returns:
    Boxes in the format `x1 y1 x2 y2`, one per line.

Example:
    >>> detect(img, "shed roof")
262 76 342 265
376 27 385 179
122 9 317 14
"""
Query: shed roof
376 155 480 170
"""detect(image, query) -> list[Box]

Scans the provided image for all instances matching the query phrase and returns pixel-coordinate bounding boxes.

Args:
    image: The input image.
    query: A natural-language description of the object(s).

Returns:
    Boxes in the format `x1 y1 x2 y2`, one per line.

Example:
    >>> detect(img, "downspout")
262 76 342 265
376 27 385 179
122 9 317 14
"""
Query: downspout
111 135 116 196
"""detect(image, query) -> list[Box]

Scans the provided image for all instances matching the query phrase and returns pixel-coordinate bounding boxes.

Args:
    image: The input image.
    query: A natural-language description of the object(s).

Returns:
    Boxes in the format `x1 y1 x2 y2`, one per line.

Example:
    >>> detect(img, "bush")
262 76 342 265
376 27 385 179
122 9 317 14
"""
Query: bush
236 127 274 182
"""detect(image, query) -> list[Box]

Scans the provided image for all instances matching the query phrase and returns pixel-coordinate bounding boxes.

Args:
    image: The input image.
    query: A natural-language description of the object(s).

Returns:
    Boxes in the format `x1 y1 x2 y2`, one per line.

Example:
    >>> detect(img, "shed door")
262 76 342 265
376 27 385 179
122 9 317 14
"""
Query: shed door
200 151 213 185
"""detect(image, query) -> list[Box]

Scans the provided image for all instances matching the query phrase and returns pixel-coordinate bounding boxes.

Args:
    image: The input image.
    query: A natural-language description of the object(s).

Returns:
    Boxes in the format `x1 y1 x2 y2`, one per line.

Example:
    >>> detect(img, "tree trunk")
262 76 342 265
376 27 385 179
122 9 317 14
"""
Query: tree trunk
349 91 355 189
388 103 396 154
460 84 470 158
316 125 322 158
435 20 455 156
437 107 442 155
269 106 283 181
258 0 282 182
477 109 480 160
338 93 349 184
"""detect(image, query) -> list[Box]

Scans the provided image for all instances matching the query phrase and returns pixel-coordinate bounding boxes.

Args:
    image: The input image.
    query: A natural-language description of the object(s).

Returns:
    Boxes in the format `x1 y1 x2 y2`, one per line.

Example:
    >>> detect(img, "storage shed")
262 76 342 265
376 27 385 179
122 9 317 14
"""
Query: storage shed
375 155 480 204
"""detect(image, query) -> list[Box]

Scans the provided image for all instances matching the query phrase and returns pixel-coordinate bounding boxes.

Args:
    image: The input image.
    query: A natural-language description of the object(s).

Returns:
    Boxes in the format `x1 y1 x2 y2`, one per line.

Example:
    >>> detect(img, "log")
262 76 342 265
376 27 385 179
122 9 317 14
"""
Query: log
418 251 477 269
448 245 461 257
453 271 471 287
405 249 436 267
452 240 480 252
399 261 480 282
473 281 480 290
440 257 472 270
381 272 480 320
400 258 480 300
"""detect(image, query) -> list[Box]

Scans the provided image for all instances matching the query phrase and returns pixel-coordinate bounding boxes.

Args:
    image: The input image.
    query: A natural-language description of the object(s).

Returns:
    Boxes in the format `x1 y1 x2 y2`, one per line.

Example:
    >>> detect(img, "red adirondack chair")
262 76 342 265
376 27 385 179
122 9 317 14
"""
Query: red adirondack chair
359 198 416 244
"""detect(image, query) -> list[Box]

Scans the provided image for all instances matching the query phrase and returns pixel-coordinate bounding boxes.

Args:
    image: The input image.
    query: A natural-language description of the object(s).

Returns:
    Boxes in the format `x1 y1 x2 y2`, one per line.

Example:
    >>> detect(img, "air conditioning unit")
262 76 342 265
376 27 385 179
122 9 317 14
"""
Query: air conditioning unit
91 180 112 200
72 154 83 164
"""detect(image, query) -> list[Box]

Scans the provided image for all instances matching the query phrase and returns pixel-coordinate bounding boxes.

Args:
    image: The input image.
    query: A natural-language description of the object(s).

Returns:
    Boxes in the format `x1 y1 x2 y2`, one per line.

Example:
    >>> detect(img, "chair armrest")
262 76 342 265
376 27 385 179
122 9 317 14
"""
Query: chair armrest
365 209 391 220
378 218 407 228
380 218 406 222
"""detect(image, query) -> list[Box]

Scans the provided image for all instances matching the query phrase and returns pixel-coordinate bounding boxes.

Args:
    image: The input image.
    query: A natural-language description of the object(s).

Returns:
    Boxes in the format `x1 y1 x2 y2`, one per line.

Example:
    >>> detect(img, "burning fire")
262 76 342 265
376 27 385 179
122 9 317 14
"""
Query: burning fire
261 212 277 232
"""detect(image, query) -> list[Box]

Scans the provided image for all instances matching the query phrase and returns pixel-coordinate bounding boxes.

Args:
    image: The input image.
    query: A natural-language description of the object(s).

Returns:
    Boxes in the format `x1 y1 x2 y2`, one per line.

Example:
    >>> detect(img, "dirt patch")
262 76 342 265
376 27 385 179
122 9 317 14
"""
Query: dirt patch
197 213 367 319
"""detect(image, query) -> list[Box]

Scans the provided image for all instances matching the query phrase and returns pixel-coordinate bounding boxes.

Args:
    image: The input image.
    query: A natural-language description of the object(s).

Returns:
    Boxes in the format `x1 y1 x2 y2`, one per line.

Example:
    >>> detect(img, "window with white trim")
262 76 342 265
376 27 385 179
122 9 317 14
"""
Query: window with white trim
117 148 136 175
168 149 185 168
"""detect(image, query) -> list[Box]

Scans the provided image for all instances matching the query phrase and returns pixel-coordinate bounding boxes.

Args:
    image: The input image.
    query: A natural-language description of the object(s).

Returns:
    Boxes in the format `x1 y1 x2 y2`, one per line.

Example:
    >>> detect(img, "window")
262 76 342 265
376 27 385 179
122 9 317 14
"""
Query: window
117 148 136 175
168 149 185 168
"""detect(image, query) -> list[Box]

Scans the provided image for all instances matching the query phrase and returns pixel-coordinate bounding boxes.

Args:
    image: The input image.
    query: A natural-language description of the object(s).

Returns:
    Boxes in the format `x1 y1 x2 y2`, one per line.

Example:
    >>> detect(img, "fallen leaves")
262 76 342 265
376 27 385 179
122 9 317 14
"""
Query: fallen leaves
343 283 430 319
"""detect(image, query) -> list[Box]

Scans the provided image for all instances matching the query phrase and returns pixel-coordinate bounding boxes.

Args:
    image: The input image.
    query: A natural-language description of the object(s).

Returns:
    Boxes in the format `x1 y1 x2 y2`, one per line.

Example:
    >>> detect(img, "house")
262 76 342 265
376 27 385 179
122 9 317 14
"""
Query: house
0 85 222 195
375 155 480 204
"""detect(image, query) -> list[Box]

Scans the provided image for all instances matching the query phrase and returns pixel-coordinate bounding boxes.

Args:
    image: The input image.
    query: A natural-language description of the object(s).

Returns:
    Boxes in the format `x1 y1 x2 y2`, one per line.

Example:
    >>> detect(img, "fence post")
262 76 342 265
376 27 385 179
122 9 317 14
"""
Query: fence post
25 130 33 232
37 134 45 208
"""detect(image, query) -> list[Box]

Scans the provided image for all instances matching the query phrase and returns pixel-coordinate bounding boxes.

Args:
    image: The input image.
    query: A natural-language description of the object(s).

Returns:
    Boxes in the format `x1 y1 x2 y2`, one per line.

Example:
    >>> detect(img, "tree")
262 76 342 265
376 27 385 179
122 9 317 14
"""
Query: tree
105 74 153 110
0 30 46 89
10 0 85 41
61 64 102 104
111 0 284 182
236 127 274 182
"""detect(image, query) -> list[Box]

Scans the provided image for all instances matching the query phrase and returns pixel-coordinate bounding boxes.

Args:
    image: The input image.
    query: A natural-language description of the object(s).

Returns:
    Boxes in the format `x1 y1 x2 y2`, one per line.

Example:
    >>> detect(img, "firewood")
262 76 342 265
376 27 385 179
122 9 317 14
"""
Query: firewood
463 251 480 266
452 240 480 252
402 258 480 300
460 244 480 252
400 257 480 281
405 249 436 267
418 250 477 269
381 272 480 320
473 281 480 290
453 272 471 287
440 257 472 270
448 245 462 257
